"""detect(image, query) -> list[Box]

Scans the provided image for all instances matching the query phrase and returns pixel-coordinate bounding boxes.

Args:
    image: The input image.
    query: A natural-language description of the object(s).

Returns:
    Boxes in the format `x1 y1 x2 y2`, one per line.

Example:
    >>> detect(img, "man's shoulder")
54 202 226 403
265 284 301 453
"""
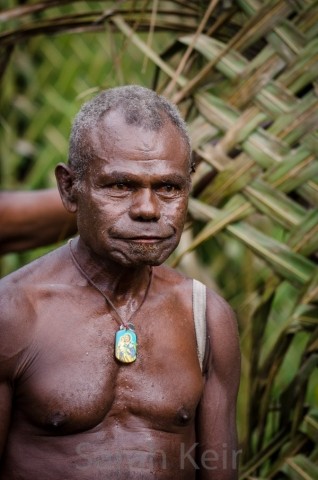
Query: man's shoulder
154 264 193 294
0 243 70 325
0 244 71 373
155 265 230 307
205 284 234 315
153 265 231 319
0 243 69 287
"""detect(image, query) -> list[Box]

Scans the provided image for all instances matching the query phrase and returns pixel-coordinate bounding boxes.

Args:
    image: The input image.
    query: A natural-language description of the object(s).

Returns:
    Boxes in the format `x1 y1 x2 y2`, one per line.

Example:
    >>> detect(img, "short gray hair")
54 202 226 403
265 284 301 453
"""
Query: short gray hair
68 85 192 179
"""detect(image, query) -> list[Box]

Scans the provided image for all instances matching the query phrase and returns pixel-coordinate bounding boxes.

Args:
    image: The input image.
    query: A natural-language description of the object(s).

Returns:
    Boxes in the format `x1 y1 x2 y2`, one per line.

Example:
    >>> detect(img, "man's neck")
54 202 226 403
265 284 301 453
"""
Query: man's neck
70 236 152 301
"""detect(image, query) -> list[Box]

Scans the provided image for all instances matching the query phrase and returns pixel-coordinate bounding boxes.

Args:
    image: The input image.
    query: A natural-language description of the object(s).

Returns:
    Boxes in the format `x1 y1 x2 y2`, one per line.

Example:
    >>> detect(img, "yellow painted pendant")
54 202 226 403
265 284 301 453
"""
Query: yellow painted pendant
115 326 137 363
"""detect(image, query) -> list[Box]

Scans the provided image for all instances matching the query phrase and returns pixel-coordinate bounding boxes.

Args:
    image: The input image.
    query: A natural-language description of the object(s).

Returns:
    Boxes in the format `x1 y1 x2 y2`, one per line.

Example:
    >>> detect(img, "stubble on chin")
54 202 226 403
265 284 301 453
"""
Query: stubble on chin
127 241 174 266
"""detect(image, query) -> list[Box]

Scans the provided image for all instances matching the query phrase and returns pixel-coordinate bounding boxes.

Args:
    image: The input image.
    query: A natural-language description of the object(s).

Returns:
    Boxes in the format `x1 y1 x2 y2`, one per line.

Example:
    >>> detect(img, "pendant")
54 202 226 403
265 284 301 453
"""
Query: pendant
115 326 137 363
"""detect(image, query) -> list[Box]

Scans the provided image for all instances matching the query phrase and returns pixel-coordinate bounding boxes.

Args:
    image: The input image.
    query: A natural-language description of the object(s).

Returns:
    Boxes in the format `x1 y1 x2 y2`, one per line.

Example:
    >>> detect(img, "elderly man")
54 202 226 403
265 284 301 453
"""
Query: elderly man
0 85 240 479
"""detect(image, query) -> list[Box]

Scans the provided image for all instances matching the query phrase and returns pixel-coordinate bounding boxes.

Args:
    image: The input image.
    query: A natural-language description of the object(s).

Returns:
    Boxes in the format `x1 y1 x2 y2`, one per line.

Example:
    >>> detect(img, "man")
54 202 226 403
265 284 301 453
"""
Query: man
0 189 77 254
0 85 240 479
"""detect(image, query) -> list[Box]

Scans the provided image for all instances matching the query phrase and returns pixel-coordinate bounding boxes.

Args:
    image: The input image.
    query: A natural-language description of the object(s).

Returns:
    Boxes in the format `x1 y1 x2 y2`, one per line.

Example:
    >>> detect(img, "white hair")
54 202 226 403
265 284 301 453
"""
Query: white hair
68 85 192 179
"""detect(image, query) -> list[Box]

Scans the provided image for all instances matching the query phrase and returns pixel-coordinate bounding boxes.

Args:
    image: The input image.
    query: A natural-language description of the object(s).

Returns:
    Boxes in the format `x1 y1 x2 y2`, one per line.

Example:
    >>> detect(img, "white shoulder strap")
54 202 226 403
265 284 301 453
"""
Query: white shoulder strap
192 279 207 372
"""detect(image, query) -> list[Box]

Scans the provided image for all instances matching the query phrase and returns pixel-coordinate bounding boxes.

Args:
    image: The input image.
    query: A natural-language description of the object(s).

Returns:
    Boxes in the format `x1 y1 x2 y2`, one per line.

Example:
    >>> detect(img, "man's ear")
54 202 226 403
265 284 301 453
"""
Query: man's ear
55 163 78 213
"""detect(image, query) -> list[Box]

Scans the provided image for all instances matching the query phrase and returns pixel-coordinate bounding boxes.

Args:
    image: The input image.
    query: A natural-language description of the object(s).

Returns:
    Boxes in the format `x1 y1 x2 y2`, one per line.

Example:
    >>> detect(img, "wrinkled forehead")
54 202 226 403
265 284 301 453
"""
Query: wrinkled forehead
86 109 190 162
94 108 185 143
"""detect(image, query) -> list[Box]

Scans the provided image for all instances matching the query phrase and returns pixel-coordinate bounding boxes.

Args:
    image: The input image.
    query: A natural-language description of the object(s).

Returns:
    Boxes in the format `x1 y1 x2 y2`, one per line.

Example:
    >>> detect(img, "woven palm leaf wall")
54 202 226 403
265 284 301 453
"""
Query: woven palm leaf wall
1 1 317 477
167 1 318 477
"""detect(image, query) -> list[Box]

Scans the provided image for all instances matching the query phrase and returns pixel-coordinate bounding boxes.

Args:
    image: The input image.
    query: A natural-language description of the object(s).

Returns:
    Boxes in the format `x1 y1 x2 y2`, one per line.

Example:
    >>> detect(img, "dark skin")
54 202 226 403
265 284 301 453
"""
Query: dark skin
0 189 77 254
0 110 240 479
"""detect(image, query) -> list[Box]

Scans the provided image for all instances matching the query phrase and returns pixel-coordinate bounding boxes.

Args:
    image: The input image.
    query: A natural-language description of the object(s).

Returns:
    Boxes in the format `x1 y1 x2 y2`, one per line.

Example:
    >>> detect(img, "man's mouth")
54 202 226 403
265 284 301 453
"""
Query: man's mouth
124 236 170 244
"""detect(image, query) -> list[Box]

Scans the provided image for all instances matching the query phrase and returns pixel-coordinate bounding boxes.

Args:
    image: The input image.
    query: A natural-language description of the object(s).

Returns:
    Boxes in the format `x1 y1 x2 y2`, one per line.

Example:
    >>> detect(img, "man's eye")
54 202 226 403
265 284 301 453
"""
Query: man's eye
157 184 179 194
100 182 133 195
111 183 132 191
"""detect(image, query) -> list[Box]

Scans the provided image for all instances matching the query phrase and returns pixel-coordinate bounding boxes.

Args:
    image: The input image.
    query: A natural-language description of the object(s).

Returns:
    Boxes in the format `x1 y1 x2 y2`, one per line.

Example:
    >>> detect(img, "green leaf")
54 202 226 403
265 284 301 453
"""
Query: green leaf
281 454 318 479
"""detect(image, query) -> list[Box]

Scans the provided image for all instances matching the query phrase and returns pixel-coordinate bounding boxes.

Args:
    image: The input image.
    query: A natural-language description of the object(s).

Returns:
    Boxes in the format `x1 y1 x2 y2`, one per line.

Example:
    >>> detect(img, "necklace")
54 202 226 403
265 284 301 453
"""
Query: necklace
68 240 152 364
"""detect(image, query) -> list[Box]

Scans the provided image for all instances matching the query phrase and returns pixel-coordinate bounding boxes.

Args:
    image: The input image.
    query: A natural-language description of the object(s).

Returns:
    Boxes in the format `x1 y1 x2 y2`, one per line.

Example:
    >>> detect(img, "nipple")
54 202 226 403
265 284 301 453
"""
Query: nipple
46 411 68 429
177 407 191 425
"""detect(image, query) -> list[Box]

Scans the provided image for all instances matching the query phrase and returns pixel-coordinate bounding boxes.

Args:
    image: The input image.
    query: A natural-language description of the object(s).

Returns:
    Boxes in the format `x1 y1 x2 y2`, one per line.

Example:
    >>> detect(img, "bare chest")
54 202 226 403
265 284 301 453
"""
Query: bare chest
13 289 203 435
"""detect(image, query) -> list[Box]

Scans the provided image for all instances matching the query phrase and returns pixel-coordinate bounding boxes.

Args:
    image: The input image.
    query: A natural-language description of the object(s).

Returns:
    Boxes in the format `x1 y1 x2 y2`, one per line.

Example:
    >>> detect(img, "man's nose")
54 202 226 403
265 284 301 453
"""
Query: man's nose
129 188 161 221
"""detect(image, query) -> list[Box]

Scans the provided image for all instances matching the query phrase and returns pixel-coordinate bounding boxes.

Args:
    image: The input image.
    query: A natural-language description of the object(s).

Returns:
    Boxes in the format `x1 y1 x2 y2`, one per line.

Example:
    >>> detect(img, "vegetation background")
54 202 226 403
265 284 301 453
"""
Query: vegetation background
1 1 317 477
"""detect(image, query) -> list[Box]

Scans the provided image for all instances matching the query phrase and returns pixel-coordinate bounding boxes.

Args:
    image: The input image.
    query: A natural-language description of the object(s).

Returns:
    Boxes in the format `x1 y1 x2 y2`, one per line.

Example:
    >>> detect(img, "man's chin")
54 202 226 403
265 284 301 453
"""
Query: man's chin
108 242 174 268
128 241 175 265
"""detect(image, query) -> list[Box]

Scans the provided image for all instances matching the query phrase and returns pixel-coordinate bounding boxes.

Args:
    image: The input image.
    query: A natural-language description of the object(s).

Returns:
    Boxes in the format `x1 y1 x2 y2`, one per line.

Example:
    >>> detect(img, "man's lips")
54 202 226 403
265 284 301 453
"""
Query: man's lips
128 236 168 241
114 235 172 243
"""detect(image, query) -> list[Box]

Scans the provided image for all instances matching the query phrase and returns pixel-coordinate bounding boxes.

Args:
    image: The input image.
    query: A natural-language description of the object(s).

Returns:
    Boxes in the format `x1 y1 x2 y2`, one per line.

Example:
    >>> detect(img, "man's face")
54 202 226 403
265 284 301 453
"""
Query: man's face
75 110 191 268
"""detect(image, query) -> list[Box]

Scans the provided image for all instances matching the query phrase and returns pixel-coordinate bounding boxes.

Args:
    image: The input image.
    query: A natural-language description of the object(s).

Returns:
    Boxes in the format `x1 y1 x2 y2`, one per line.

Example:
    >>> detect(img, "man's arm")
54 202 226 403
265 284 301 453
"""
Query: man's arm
0 382 12 460
0 189 77 254
196 292 241 479
0 283 32 462
0 290 15 462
